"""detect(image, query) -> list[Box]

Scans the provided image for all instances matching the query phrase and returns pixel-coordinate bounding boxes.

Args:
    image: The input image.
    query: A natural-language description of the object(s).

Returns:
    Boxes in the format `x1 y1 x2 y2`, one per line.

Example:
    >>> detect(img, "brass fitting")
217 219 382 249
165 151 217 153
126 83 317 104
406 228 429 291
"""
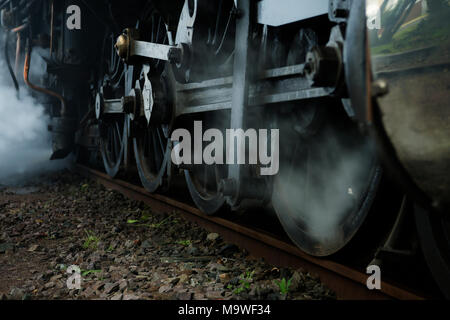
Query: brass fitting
115 33 130 61
115 28 139 63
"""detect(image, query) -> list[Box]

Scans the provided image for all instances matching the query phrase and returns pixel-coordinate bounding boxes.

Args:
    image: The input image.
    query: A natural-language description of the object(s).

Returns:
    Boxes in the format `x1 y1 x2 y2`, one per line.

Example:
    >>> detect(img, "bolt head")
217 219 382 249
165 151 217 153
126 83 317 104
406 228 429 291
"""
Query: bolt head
168 48 182 65
372 80 389 98
95 93 103 120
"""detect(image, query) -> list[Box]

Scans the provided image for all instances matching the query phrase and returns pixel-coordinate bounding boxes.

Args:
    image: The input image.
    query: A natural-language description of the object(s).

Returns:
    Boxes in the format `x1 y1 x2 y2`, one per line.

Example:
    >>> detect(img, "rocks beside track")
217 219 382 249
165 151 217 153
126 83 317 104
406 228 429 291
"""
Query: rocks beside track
0 170 335 300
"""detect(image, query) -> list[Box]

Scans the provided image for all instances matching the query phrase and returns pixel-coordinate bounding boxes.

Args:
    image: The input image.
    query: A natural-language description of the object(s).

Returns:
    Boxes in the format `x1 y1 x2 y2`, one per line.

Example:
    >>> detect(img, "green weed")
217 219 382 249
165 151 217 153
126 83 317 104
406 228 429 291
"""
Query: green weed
82 231 99 250
276 278 292 295
81 269 102 277
233 271 255 295
176 240 192 246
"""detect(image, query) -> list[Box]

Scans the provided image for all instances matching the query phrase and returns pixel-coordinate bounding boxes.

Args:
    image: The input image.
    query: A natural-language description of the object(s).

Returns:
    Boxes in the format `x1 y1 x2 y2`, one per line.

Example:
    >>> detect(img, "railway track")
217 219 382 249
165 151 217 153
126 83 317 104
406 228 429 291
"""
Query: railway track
74 164 427 300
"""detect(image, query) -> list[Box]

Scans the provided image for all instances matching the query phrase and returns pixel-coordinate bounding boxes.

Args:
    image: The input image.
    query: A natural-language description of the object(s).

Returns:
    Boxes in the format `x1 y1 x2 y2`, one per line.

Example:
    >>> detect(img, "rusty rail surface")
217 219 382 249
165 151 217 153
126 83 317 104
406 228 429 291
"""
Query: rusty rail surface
74 164 426 300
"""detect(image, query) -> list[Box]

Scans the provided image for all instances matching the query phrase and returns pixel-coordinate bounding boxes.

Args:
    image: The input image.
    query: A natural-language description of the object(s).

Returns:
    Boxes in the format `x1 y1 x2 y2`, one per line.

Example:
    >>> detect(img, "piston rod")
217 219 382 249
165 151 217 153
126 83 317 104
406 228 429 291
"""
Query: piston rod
115 29 183 64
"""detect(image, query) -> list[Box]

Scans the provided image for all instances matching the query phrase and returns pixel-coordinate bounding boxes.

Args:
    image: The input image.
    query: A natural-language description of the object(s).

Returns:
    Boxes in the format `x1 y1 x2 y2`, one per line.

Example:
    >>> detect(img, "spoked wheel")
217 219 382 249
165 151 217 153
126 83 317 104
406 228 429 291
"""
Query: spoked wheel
98 33 127 178
175 2 235 214
132 6 173 193
134 122 171 193
185 163 228 215
99 117 127 177
415 206 450 298
271 28 382 256
183 112 229 215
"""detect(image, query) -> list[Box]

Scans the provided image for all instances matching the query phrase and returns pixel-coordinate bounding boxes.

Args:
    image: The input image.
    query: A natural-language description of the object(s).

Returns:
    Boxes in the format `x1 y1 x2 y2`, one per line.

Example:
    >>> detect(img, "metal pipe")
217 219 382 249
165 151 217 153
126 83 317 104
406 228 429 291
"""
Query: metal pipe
11 24 27 33
23 40 66 116
4 31 20 95
14 30 20 76
10 24 28 88
50 0 54 56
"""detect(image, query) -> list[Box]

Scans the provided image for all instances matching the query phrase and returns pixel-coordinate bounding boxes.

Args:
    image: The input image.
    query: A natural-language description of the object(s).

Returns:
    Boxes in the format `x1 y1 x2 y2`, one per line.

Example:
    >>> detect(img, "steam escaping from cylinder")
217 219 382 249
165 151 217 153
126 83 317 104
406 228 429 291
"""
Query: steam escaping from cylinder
0 38 69 186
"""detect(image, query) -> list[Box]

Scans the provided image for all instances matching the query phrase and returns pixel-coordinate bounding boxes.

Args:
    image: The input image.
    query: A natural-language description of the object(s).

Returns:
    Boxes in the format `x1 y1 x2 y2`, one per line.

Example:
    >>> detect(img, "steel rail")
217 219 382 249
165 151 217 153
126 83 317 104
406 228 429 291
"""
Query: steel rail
74 164 426 300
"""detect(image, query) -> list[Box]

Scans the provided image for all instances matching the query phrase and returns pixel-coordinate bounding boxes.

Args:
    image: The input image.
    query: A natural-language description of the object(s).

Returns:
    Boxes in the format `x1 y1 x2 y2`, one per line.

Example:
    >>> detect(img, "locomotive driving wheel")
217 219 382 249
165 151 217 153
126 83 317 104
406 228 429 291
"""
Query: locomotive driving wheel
272 112 382 256
177 0 235 215
98 33 128 178
132 5 173 193
185 164 228 215
271 29 382 256
184 113 229 215
134 120 172 193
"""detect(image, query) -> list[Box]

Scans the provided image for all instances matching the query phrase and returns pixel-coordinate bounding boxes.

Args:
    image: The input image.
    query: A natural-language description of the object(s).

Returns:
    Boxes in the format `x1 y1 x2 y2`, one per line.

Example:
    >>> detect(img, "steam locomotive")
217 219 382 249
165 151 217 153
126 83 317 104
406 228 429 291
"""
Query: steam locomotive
1 0 448 297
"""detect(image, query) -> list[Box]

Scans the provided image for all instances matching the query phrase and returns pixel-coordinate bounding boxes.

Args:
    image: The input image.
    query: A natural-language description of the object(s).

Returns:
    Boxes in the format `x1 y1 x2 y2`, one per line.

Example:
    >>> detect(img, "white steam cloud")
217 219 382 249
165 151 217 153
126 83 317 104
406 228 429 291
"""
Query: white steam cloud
0 39 69 186
273 121 378 255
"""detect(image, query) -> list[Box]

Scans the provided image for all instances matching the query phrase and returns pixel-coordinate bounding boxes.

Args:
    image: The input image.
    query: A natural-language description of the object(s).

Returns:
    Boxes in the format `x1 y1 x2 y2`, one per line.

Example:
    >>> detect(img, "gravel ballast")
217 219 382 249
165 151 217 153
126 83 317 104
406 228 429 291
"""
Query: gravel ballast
0 170 335 300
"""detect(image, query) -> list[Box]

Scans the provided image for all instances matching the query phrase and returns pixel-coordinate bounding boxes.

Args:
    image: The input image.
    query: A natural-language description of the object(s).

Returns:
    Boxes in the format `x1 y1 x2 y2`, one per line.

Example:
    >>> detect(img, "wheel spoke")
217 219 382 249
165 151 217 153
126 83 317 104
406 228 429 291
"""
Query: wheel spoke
151 129 162 171
115 122 122 146
156 16 162 44
108 127 113 159
111 125 118 161
114 125 121 160
156 127 165 153
151 15 155 43
143 128 150 158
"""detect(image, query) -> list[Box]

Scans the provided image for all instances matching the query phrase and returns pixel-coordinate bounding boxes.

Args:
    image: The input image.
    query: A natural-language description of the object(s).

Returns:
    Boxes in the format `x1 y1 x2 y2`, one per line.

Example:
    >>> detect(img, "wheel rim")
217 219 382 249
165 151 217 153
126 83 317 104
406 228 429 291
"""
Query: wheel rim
133 6 172 193
100 118 127 177
185 164 228 215
134 124 171 193
183 112 228 215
